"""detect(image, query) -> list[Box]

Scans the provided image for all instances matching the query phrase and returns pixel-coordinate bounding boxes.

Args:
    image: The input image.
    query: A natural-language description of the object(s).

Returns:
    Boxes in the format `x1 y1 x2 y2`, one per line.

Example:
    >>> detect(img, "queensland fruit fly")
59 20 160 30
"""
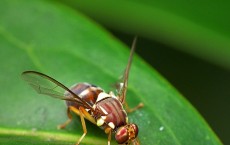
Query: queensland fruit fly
21 36 143 145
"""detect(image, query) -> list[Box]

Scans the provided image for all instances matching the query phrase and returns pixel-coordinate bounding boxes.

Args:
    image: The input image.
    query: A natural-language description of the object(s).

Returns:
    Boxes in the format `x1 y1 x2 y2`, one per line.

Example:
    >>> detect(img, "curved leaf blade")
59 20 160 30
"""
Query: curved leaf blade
0 0 222 145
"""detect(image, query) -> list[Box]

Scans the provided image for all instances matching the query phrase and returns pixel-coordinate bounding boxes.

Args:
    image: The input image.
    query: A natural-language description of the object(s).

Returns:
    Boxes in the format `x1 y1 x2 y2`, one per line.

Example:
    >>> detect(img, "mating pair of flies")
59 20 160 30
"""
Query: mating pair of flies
22 37 143 145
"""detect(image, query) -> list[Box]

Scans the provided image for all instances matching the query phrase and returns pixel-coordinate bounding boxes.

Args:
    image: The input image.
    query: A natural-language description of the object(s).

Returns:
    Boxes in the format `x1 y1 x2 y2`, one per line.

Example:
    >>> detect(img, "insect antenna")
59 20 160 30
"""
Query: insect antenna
119 36 138 104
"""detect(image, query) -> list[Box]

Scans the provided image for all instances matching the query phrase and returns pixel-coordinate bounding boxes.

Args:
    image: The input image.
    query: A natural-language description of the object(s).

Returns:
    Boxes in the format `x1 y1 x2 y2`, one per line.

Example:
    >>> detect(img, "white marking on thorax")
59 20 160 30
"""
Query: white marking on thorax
99 106 108 115
108 122 115 129
96 92 110 102
96 116 107 127
96 117 104 126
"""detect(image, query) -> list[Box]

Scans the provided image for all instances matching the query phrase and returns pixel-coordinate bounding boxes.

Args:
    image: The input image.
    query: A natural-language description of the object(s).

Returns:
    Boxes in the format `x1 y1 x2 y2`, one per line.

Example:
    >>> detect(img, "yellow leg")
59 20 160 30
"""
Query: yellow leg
107 128 111 145
125 102 144 113
57 107 73 129
58 106 97 145
76 107 87 145
105 127 112 145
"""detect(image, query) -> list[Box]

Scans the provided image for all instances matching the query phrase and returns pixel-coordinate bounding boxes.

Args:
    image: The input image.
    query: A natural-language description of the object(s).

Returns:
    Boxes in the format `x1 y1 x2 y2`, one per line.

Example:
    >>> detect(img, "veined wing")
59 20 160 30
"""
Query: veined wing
21 71 93 110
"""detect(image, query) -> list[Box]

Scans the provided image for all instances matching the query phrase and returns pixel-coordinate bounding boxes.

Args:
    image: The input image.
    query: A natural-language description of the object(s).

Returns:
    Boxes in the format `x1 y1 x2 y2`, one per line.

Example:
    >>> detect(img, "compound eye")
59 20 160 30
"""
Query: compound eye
115 127 129 144
131 124 139 138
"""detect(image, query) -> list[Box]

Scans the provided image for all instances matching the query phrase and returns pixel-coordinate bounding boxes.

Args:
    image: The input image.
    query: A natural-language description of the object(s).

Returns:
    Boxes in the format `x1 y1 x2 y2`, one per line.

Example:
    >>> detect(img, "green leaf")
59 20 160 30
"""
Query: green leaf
0 0 222 145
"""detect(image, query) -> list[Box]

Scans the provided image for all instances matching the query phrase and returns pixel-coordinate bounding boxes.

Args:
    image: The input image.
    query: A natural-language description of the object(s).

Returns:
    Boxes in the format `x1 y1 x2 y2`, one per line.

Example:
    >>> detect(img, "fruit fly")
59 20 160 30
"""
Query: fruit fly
21 37 143 145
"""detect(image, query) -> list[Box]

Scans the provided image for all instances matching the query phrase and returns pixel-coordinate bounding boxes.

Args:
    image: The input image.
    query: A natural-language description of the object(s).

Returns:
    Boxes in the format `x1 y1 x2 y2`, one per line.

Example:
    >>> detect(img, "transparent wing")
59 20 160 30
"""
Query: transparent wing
118 36 137 104
21 71 92 110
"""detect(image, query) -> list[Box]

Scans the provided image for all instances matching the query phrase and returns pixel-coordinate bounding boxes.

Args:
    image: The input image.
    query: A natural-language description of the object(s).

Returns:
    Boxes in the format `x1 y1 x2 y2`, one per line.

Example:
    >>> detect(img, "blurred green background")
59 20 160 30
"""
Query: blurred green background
0 0 229 144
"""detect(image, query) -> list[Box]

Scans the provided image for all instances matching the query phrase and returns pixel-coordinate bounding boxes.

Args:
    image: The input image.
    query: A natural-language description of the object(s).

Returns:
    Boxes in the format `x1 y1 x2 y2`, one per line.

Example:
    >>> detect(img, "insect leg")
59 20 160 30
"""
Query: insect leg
60 106 96 144
132 138 140 145
58 105 96 128
125 102 144 113
108 128 112 145
104 127 112 145
76 106 88 145
57 106 73 129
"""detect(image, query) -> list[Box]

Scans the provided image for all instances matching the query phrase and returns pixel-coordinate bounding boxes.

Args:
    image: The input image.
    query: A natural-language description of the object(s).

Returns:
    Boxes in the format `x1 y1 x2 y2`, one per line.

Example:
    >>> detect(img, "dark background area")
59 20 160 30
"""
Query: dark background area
113 32 230 144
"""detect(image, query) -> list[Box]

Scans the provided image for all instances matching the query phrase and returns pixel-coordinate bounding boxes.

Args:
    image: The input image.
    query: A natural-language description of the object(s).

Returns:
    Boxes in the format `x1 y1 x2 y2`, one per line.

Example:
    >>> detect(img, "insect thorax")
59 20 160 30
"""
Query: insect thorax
64 82 128 131
95 96 128 131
